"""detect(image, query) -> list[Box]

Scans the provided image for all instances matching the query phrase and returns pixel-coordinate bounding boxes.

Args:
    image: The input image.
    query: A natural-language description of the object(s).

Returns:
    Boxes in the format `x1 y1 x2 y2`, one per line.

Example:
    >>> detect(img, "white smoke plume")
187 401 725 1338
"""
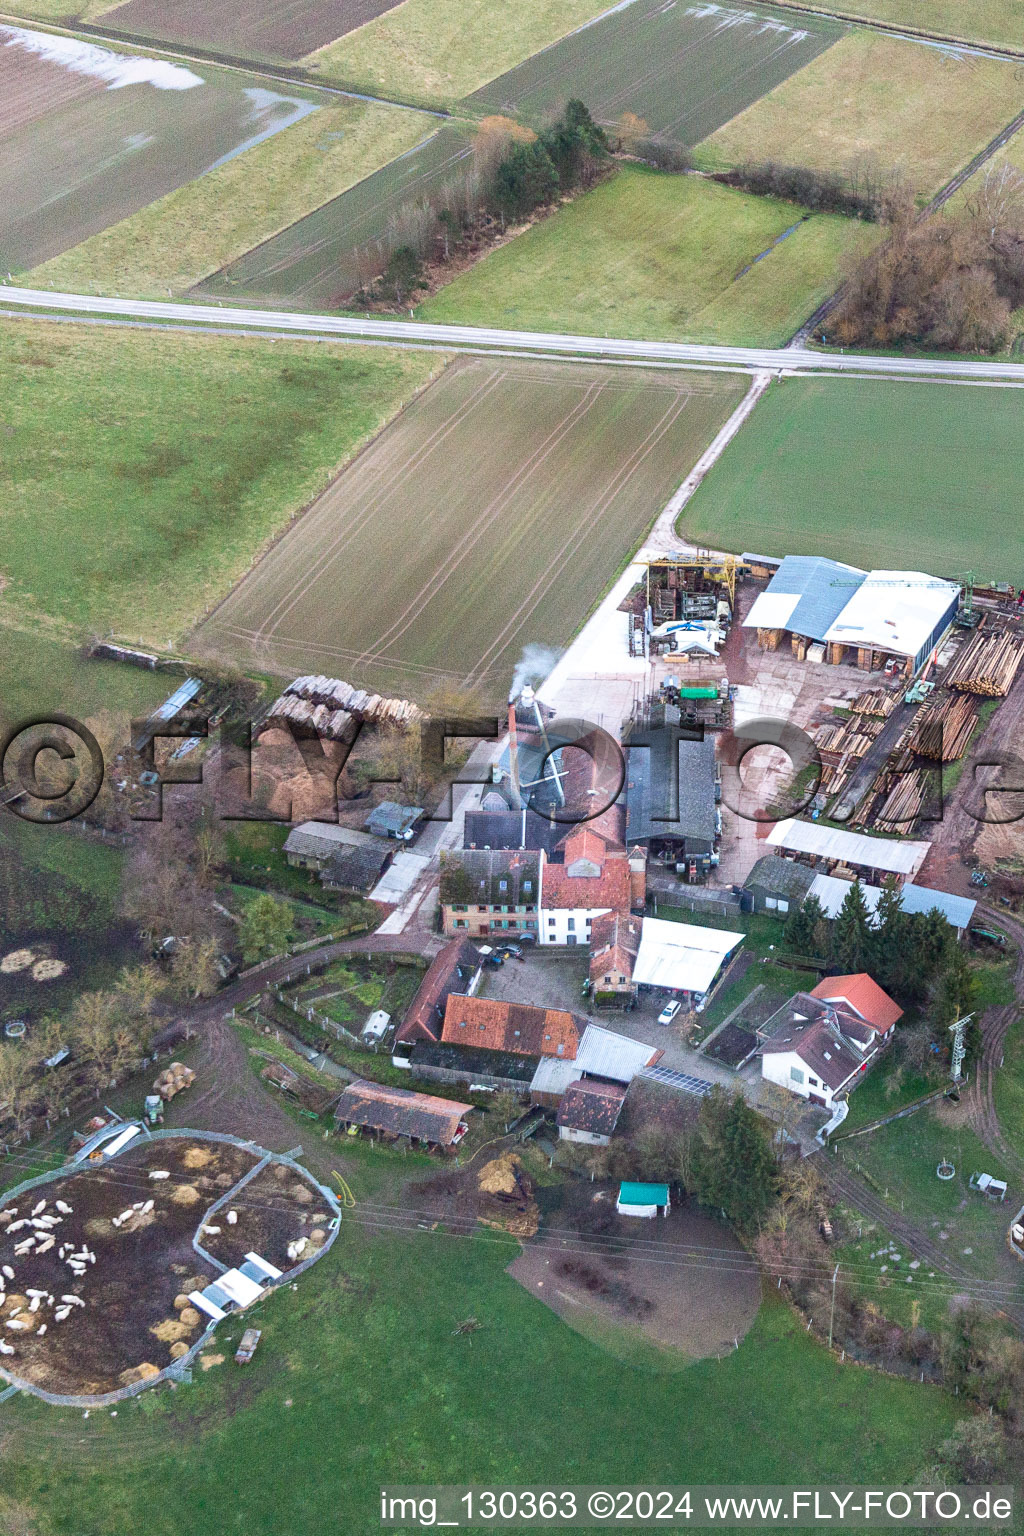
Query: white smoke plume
509 643 562 700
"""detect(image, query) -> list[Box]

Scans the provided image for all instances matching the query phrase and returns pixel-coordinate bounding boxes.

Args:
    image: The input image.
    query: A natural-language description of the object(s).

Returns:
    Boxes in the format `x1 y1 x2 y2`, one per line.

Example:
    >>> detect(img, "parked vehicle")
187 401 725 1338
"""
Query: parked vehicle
658 999 682 1026
495 943 523 959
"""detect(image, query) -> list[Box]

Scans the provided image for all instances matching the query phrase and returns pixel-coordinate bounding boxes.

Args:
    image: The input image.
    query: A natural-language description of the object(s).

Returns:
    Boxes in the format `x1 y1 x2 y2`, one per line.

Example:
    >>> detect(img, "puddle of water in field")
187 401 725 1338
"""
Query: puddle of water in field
204 88 319 173
733 217 809 280
0 23 203 89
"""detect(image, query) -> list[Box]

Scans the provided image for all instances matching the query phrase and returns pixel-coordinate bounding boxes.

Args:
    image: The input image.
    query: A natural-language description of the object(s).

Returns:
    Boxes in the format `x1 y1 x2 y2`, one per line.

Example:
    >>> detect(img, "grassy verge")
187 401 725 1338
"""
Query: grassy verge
303 0 610 108
694 31 1024 200
419 167 877 346
758 0 1024 52
835 1106 1016 1281
0 320 446 645
993 1014 1024 1166
679 375 1024 584
27 99 434 298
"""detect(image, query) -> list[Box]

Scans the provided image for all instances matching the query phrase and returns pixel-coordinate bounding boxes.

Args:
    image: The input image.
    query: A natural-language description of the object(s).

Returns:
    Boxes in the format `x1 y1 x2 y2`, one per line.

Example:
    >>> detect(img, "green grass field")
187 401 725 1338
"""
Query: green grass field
304 0 611 106
0 320 445 644
775 0 1024 51
28 98 433 298
419 167 878 346
191 355 747 703
679 375 1024 583
467 0 839 147
993 1015 1024 1166
0 1219 957 1536
695 31 1024 199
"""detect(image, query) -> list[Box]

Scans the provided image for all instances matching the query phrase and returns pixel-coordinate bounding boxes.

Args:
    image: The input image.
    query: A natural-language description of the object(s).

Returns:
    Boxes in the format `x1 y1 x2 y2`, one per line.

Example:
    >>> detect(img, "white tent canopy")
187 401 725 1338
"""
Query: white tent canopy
634 917 742 994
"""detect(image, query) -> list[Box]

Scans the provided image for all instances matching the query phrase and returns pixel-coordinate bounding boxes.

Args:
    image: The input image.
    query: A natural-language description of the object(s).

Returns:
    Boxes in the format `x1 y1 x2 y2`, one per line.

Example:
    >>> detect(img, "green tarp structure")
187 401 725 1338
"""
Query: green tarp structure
618 1181 670 1207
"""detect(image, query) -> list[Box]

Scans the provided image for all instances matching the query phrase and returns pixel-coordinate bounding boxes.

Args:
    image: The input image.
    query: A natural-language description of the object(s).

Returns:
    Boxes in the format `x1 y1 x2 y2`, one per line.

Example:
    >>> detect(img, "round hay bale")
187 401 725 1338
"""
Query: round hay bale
179 1307 200 1330
0 948 35 974
119 1361 161 1386
168 1341 189 1360
172 1293 190 1312
291 1183 313 1205
84 1216 112 1239
1 1294 28 1316
169 1184 200 1207
273 1164 288 1182
310 1228 326 1245
32 958 67 982
150 1317 189 1344
478 1153 520 1196
182 1147 214 1170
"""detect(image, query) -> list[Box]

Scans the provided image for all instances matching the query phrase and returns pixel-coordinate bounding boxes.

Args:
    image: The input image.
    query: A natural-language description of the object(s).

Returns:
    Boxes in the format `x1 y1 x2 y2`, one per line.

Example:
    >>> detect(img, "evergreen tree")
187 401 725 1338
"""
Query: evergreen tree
870 875 906 993
785 894 825 956
689 1087 778 1231
832 880 873 972
490 140 559 221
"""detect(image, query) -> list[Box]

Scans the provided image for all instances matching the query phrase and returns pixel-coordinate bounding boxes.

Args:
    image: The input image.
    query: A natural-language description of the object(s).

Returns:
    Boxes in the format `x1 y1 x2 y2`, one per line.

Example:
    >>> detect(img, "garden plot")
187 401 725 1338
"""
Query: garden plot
0 1137 325 1397
191 357 747 705
695 30 1024 199
469 0 840 148
98 0 401 62
0 25 317 272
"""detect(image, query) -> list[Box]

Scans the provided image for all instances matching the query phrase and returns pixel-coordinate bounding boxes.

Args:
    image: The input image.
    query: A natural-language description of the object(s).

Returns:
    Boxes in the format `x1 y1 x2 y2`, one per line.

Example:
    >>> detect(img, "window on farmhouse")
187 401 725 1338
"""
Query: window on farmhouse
790 1067 805 1084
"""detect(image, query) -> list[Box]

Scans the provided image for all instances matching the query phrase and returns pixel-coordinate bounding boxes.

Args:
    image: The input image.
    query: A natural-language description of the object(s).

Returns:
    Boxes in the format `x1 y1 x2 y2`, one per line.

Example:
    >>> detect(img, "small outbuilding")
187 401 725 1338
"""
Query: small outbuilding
556 1080 627 1145
366 802 424 841
617 1181 671 1218
334 1079 470 1150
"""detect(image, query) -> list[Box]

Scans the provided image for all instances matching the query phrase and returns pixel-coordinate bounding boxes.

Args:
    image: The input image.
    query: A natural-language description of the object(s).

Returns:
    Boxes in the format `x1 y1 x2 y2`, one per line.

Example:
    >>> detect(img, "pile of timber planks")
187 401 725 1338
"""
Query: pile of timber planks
815 714 882 766
851 687 897 718
910 692 977 761
944 630 1024 696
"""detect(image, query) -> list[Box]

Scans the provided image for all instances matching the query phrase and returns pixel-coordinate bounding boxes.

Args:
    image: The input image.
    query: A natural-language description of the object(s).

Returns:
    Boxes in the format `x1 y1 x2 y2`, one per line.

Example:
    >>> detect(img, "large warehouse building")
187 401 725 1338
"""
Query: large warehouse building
744 556 960 676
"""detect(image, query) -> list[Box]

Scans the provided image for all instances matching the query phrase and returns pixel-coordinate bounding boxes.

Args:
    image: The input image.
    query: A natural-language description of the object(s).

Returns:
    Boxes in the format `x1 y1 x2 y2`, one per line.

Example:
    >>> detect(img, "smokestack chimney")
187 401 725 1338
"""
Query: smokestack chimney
507 698 522 810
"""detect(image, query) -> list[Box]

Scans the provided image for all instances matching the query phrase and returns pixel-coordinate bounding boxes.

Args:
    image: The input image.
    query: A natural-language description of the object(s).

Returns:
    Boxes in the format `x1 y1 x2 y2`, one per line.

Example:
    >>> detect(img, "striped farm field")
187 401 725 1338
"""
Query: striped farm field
192 358 748 704
695 30 1024 198
468 0 841 148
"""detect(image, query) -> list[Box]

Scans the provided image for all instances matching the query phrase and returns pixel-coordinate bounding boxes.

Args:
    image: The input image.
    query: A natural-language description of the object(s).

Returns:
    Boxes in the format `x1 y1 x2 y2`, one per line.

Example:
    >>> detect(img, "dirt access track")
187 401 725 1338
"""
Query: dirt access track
0 1135 329 1398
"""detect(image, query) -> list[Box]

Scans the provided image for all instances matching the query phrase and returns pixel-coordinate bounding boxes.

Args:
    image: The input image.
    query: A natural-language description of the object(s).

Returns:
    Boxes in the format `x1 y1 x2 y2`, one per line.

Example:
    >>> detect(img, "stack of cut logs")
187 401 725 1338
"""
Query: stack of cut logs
851 686 897 718
263 676 425 742
909 692 977 761
867 741 932 834
944 629 1024 696
815 715 883 766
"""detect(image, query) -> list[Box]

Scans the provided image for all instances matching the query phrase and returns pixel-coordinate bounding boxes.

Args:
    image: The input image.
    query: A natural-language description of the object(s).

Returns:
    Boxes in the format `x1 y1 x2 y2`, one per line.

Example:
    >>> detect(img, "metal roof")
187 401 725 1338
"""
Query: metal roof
573 1023 659 1083
634 917 742 993
824 571 959 659
743 555 865 641
767 819 930 878
807 872 975 929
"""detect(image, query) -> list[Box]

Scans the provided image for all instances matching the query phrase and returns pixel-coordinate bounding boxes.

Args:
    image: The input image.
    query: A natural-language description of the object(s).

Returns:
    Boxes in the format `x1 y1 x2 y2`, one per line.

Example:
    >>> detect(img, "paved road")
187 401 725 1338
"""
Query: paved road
10 286 1024 384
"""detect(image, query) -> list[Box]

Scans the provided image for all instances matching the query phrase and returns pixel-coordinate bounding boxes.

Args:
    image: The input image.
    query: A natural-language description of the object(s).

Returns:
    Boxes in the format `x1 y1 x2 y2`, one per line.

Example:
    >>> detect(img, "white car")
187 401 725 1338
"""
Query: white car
658 1000 682 1026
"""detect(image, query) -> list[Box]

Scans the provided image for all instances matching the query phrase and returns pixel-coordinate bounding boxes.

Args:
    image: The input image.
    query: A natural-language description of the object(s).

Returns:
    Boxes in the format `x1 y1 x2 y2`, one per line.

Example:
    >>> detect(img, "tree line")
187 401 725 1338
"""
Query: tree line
350 101 611 307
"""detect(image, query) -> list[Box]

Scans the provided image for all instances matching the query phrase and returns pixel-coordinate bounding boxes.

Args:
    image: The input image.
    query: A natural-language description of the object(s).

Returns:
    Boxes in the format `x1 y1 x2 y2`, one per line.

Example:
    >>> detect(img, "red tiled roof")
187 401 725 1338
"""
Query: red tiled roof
397 937 478 1045
589 911 641 986
810 974 903 1034
334 1079 471 1145
556 1078 627 1136
441 995 580 1058
541 848 632 914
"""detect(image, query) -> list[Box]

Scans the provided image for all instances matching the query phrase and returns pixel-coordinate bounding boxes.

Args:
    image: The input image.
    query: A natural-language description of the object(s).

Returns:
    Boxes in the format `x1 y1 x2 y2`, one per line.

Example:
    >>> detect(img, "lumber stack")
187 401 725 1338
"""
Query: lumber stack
910 692 977 761
944 630 1024 696
873 770 931 835
851 687 897 719
815 714 882 766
